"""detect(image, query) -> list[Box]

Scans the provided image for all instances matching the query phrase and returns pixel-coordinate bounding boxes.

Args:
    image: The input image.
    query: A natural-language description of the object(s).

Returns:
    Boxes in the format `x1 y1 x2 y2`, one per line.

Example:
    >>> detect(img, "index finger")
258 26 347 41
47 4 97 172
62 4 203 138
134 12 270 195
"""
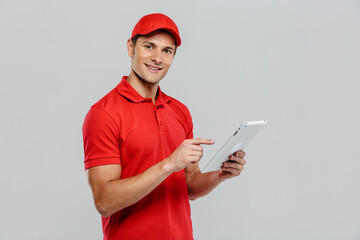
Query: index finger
190 138 215 145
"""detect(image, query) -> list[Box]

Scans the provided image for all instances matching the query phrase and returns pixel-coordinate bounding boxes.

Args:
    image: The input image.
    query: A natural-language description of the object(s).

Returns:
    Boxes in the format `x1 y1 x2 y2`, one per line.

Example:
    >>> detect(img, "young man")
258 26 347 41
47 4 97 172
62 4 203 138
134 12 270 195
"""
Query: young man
82 13 246 240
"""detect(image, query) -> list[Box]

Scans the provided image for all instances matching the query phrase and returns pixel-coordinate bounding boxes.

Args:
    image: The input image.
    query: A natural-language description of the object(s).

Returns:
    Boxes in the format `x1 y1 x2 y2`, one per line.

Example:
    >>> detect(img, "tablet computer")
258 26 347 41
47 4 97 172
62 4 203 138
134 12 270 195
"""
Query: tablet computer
201 120 267 173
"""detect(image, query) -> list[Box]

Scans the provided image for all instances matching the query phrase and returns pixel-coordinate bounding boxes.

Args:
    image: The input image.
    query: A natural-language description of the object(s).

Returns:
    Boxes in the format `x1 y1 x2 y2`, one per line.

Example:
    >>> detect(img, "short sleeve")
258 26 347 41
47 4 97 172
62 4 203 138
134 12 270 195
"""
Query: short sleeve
82 106 121 170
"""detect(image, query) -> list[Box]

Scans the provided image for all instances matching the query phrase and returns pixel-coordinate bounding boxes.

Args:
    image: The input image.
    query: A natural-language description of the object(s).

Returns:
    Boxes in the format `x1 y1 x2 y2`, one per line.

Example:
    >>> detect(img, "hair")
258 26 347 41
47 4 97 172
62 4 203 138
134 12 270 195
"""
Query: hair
131 29 177 54
131 34 142 47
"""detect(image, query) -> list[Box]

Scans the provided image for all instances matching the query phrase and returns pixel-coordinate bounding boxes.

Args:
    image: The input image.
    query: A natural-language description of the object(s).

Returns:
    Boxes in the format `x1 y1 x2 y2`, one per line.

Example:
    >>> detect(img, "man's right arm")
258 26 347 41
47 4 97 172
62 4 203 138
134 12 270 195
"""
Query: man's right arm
87 138 213 218
87 161 172 218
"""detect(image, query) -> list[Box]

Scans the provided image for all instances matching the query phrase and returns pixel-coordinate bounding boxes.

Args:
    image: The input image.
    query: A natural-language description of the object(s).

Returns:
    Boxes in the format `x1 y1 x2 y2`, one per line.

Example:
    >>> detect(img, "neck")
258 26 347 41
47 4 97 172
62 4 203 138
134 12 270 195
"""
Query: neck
127 71 159 104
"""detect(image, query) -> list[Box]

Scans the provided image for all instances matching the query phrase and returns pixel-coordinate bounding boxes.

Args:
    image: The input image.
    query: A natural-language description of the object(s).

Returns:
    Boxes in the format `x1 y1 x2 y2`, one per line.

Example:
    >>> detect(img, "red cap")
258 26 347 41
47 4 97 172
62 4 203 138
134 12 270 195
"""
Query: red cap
131 13 181 46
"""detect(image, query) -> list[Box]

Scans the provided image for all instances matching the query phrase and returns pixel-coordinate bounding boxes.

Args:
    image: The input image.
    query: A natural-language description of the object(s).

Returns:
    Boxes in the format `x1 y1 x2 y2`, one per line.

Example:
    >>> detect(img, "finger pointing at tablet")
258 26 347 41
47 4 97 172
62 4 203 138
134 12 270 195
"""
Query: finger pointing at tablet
190 138 215 145
164 138 214 173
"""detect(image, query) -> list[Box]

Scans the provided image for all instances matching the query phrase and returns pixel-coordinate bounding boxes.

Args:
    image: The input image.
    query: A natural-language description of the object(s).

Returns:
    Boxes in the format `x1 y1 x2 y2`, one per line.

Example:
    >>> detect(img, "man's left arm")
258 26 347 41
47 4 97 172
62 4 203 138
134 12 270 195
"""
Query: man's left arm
185 151 246 200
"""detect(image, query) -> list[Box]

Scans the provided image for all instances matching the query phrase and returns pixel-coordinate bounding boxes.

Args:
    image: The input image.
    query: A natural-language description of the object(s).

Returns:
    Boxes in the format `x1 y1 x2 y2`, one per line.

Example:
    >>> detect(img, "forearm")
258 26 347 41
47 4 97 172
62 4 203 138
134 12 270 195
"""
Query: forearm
93 160 173 217
186 151 247 200
186 170 225 200
89 138 215 217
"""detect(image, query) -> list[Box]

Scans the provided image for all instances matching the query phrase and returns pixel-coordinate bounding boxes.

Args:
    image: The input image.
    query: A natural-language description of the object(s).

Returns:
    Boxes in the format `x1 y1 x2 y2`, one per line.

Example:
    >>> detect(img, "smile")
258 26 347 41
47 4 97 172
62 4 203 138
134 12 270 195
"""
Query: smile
145 64 163 72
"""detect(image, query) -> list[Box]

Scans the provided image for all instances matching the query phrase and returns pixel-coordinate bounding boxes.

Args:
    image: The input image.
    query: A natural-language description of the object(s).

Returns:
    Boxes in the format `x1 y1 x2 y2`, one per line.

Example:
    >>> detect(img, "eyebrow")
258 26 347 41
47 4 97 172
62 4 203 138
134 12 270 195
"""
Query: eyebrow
142 41 175 51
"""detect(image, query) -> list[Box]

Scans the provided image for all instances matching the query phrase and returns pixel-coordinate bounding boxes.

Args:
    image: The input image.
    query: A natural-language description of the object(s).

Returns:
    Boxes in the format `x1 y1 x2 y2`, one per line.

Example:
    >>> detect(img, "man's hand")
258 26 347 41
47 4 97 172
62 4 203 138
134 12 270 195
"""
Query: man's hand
165 138 214 173
219 150 246 179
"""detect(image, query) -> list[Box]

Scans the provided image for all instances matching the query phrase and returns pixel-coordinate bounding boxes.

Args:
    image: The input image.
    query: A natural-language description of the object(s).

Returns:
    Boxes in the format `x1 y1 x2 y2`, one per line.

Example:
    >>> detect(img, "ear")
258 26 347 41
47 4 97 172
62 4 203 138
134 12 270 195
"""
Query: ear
127 38 134 57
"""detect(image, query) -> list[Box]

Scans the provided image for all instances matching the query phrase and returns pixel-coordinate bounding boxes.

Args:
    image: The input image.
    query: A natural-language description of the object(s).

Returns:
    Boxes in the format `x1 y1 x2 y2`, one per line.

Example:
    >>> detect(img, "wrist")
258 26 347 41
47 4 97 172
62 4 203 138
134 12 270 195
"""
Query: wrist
215 170 227 183
160 157 176 175
204 171 226 185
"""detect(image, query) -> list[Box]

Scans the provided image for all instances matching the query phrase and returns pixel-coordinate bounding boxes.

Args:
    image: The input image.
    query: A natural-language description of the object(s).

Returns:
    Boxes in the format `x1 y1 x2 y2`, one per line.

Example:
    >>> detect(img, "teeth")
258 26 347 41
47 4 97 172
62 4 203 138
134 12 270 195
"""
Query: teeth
148 66 160 70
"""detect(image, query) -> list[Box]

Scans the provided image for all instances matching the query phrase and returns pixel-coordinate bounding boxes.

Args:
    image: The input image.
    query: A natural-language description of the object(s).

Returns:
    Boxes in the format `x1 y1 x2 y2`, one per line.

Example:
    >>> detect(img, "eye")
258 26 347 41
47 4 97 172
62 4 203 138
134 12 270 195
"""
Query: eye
164 49 172 54
144 45 153 50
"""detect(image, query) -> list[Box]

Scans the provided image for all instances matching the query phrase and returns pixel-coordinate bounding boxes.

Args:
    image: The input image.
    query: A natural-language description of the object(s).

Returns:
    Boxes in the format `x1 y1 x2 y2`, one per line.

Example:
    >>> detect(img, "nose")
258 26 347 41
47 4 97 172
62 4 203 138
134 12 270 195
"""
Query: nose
151 50 162 64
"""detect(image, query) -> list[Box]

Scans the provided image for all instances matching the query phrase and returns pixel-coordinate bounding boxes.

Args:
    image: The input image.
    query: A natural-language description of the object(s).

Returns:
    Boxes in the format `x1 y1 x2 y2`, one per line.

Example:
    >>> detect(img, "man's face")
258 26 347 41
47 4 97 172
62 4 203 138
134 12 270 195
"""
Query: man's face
127 30 176 85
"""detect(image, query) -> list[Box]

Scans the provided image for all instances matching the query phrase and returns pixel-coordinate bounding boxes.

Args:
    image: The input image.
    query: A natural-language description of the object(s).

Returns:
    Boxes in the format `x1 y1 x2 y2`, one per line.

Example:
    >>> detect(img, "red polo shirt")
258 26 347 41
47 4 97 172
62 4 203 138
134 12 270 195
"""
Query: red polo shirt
82 76 194 240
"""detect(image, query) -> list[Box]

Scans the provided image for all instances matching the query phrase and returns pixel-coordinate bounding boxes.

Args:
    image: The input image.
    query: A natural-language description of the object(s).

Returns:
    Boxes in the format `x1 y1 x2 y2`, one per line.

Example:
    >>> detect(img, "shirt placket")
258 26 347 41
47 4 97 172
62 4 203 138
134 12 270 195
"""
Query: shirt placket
154 103 169 135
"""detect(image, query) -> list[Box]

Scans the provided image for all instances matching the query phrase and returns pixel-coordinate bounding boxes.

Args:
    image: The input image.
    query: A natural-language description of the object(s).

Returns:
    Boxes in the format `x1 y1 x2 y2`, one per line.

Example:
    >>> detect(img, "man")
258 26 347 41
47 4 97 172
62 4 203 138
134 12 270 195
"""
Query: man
82 13 246 240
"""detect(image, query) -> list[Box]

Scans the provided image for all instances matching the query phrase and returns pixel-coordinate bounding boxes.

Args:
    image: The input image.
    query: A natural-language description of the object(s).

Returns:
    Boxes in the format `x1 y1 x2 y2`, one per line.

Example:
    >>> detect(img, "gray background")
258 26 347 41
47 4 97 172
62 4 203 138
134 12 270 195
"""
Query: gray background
0 0 359 239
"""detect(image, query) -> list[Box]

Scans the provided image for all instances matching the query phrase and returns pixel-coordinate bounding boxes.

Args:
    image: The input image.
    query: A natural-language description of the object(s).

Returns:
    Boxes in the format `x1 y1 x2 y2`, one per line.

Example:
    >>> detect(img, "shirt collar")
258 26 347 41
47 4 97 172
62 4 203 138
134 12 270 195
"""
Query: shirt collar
117 76 171 104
